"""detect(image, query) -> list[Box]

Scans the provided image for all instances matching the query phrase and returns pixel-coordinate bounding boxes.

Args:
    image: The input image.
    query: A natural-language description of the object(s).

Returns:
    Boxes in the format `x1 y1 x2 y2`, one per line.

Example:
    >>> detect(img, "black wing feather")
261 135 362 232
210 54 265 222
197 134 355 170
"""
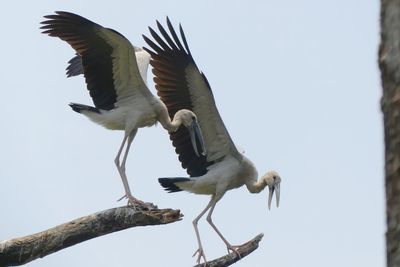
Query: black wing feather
66 54 84 77
41 11 117 110
143 19 213 177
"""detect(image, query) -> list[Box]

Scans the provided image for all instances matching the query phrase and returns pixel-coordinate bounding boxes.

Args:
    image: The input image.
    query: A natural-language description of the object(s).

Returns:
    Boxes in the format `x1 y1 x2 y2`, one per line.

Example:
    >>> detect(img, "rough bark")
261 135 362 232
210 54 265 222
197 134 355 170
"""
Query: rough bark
0 207 182 266
193 234 264 267
379 1 400 266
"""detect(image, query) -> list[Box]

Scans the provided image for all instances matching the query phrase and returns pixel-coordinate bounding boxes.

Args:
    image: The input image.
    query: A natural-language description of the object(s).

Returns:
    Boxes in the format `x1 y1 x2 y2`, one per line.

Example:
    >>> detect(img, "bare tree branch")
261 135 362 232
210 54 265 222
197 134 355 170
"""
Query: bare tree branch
0 207 182 266
379 0 400 266
193 233 264 267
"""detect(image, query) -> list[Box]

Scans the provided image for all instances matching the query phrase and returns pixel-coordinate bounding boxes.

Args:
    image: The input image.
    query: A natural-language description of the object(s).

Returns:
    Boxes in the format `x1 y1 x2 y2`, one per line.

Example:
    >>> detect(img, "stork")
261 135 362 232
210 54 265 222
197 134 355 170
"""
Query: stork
143 19 281 264
40 12 206 208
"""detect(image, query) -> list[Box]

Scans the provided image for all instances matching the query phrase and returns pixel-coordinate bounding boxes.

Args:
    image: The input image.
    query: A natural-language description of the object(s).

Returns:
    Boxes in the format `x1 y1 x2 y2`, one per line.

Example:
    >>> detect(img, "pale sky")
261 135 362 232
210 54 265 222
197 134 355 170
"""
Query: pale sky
0 1 383 266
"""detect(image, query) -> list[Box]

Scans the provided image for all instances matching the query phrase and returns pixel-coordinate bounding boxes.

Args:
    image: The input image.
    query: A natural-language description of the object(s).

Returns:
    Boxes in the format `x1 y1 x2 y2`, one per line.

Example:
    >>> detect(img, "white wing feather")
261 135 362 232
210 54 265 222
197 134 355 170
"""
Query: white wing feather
97 28 153 105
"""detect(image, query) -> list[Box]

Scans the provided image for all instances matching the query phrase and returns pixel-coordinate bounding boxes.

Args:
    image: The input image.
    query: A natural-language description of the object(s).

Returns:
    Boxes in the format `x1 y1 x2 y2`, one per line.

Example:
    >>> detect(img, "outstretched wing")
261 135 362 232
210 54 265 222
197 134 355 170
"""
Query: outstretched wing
143 18 240 177
66 47 150 86
41 11 151 110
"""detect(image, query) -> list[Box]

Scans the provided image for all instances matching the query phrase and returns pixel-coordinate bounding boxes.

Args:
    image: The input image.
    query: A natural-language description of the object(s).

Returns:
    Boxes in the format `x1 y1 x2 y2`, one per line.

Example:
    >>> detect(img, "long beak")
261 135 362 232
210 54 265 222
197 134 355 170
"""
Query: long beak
268 183 280 210
275 183 280 208
188 120 207 157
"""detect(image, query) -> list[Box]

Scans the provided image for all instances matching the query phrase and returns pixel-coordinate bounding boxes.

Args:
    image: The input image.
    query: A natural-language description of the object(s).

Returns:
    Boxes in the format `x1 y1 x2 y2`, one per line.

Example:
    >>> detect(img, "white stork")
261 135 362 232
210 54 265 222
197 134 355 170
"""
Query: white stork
40 12 206 208
143 19 281 264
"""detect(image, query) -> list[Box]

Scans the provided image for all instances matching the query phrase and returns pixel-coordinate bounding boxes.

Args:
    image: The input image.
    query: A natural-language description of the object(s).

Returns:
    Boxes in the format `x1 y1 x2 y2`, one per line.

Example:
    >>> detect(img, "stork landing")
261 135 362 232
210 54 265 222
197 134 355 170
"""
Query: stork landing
41 11 207 210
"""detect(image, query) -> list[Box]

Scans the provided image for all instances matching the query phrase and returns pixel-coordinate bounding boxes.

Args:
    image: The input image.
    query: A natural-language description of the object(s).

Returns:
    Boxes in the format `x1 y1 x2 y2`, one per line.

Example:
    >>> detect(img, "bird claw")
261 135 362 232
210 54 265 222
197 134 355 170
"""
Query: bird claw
118 194 157 211
193 247 207 266
227 245 241 258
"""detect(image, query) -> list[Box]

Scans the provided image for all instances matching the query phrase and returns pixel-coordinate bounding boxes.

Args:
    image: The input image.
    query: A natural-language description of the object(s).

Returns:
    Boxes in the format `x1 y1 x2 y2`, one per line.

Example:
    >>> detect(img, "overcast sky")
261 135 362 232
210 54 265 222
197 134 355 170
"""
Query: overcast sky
0 1 383 266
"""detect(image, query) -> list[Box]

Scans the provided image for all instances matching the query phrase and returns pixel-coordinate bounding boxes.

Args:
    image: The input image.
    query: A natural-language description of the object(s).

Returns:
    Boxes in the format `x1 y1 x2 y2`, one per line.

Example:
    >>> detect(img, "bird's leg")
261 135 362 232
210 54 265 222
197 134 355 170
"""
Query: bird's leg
118 130 138 205
116 130 156 210
114 132 141 208
206 199 241 258
115 134 131 195
192 196 216 266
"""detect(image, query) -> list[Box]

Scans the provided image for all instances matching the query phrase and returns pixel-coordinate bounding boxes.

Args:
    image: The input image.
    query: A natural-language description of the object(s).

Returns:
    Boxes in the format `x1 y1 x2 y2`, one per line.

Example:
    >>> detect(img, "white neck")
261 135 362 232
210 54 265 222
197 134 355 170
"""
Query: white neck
245 170 278 194
241 157 267 194
156 101 181 132
246 177 268 194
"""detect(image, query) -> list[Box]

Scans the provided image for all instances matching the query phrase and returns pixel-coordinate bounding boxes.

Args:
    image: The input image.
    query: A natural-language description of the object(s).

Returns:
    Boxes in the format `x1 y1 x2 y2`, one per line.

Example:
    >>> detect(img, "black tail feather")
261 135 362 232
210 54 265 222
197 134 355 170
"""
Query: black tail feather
158 177 190 193
69 103 100 114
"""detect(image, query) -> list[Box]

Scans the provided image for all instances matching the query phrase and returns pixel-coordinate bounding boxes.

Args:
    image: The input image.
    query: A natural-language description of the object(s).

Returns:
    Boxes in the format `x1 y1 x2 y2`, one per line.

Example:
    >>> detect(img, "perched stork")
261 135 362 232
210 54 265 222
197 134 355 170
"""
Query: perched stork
40 12 206 208
143 19 281 264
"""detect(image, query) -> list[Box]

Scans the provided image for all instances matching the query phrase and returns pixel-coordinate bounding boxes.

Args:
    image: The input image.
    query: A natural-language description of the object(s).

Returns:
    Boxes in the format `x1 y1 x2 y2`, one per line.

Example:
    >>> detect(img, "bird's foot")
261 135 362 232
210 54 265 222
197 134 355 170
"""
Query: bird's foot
193 247 207 266
227 244 241 258
118 194 157 211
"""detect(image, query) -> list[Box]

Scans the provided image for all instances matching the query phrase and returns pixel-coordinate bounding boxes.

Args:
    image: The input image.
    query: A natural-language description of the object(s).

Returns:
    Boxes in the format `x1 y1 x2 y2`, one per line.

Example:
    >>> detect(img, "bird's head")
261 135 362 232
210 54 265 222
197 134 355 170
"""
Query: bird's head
263 170 281 210
173 109 207 157
174 109 197 127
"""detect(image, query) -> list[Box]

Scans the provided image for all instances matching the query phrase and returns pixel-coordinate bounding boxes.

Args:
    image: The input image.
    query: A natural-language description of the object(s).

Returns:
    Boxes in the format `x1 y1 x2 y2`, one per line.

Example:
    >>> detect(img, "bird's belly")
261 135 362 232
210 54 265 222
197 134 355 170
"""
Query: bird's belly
189 182 217 195
100 110 129 130
127 102 158 129
102 117 126 130
209 157 247 192
135 113 158 128
98 107 157 130
226 177 246 191
190 175 244 195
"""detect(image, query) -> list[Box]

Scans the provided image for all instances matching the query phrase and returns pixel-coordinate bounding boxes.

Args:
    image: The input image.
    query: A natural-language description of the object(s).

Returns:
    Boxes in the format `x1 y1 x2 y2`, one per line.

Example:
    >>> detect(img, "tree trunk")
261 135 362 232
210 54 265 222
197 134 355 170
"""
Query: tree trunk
379 1 400 266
